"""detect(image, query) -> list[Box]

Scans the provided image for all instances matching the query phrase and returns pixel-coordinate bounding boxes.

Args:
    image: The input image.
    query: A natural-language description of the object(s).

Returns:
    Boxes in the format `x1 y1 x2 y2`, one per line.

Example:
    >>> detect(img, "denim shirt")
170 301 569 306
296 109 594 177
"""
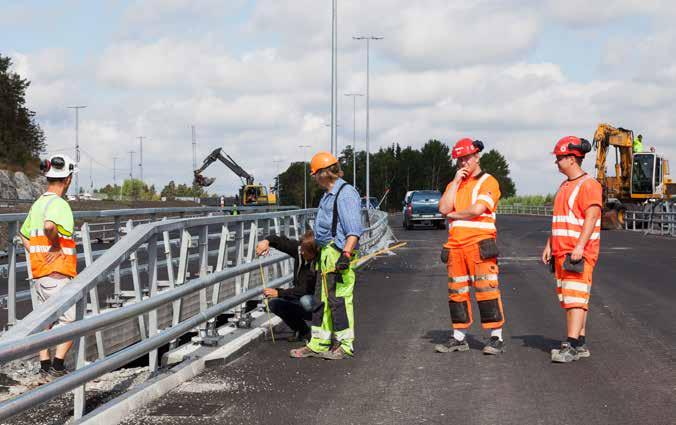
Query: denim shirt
314 178 364 250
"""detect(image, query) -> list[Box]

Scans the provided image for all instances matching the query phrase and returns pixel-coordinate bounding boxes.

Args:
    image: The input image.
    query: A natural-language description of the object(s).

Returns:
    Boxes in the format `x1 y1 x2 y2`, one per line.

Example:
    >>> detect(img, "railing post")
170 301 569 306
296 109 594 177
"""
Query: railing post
6 222 18 328
212 224 230 307
113 215 122 305
197 225 209 340
81 223 105 360
147 234 159 371
72 296 87 420
127 220 147 340
170 229 191 347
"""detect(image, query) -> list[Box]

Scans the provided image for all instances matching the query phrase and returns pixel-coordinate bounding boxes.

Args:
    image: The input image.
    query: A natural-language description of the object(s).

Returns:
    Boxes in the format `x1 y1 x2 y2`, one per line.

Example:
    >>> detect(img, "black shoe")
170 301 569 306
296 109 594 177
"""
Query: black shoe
47 367 68 378
482 336 505 355
435 338 470 353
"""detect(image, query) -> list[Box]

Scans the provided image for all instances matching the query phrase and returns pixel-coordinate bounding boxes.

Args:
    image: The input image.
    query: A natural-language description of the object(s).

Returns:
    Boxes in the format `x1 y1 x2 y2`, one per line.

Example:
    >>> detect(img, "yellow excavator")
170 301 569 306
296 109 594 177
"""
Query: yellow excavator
593 123 676 229
193 148 277 206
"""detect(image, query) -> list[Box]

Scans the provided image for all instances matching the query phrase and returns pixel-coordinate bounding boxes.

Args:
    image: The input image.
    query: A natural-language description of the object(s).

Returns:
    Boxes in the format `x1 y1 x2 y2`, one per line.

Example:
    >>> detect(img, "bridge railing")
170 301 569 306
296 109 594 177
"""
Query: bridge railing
496 205 553 216
0 208 394 422
0 205 295 329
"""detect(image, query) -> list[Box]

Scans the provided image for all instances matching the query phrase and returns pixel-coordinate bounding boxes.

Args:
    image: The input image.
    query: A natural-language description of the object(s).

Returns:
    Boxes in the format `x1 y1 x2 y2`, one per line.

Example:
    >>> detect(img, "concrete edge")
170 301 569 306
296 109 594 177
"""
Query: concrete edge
74 315 282 425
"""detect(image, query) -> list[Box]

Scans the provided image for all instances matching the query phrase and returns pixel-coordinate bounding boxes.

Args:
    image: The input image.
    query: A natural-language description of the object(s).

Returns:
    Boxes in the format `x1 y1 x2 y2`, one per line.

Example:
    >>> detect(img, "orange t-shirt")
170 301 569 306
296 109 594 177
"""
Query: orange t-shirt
551 175 602 263
444 173 501 248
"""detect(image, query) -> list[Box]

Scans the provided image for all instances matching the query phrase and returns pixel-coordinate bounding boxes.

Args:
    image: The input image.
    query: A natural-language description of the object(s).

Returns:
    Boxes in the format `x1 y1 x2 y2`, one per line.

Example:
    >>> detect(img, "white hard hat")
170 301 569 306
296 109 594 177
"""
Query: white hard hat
42 154 79 178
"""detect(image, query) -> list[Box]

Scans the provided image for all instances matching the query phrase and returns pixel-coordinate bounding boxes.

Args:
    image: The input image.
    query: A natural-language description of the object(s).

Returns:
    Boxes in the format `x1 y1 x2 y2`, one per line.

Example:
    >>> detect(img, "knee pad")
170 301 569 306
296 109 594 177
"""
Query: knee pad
448 300 470 325
478 299 503 323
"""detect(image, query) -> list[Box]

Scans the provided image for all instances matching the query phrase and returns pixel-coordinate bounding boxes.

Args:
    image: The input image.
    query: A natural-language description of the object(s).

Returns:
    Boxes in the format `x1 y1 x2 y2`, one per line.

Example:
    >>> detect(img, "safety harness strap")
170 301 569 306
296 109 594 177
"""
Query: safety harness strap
331 182 349 238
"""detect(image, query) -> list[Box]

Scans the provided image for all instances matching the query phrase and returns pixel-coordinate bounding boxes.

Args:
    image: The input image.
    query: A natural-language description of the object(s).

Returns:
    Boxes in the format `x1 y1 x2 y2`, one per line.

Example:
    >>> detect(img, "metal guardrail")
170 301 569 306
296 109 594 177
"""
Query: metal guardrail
0 205 296 328
497 203 676 237
0 207 394 422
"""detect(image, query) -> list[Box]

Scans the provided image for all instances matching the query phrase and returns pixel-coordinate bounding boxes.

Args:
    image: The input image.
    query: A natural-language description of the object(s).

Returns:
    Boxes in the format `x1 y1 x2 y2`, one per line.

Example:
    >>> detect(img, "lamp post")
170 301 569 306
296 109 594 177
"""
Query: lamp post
353 35 383 207
67 105 87 196
344 93 363 187
298 145 311 209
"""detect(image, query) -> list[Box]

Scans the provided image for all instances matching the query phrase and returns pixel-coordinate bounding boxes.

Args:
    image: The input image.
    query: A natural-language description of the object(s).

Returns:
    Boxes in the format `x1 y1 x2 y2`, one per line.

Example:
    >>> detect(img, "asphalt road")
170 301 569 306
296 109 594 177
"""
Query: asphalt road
121 214 676 425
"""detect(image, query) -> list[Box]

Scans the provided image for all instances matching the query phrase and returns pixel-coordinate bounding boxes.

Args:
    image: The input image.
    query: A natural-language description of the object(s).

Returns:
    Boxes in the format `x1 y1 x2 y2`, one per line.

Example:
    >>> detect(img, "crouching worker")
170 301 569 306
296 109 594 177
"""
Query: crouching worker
290 151 363 360
19 155 79 382
255 231 319 342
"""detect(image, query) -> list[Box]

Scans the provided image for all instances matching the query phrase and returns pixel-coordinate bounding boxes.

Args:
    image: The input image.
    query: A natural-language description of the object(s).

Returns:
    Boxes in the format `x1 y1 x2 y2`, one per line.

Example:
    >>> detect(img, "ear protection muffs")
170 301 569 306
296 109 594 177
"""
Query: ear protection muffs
568 138 592 154
39 159 51 172
472 140 485 153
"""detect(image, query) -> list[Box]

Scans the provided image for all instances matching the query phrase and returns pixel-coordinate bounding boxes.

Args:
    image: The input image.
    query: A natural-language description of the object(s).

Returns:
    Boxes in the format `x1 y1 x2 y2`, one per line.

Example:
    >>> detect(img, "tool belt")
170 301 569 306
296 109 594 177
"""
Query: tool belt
440 247 450 265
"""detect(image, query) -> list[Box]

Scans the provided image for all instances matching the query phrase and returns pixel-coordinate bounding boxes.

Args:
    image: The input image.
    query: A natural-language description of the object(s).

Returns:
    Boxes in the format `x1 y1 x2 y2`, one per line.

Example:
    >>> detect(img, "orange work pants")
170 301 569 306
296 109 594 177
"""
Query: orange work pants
446 242 505 329
554 255 594 310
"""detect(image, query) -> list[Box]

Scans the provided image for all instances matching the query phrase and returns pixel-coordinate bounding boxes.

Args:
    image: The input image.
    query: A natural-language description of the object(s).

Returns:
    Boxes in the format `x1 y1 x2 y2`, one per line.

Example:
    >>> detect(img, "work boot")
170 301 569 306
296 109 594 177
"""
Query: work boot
289 346 319 358
551 342 579 363
482 336 505 355
47 367 68 379
575 344 591 358
435 338 470 353
316 346 352 360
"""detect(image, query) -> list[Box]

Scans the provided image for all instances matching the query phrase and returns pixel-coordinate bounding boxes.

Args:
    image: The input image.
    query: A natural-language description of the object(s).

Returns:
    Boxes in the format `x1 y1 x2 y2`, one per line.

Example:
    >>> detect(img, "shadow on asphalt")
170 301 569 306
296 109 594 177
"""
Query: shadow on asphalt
510 334 560 353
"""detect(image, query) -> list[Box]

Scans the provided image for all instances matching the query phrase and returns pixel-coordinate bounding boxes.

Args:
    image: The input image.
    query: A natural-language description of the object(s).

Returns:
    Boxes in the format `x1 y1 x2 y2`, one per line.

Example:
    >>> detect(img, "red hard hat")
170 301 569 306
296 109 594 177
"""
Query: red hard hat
552 136 590 158
451 138 483 159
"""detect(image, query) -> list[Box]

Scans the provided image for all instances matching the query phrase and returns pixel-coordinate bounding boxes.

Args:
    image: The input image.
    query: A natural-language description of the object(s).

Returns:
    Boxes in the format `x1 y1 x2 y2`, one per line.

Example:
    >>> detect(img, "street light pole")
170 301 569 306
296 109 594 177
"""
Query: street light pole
138 136 145 182
353 36 383 207
67 105 87 196
298 144 311 209
330 0 338 156
344 93 363 187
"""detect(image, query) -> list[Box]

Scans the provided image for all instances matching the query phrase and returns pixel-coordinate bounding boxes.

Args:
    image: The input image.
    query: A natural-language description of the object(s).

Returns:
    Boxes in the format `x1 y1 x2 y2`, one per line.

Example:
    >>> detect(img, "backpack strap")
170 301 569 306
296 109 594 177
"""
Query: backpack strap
331 182 349 238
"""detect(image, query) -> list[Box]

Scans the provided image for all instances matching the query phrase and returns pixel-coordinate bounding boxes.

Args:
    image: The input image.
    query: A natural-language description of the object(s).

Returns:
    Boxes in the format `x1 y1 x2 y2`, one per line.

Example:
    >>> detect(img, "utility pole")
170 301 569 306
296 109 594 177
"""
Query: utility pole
113 156 119 199
67 105 87 196
298 145 311 209
353 35 383 207
344 93 363 187
128 151 135 180
330 0 338 156
191 125 197 171
138 136 145 182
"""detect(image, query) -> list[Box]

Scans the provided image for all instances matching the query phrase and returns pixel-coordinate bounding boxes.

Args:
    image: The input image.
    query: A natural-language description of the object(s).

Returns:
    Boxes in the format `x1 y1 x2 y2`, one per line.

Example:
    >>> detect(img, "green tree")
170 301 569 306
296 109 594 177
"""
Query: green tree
0 54 46 166
479 149 516 198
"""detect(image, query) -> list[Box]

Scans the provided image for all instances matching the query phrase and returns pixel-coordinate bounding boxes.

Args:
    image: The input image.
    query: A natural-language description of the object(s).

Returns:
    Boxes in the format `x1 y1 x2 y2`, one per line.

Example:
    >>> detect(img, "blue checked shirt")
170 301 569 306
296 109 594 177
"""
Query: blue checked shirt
314 178 364 250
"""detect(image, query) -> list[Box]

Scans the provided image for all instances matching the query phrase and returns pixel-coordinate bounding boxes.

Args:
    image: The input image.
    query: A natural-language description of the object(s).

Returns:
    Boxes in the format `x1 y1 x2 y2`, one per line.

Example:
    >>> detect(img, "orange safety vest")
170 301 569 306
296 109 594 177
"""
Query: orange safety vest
21 194 77 278
551 175 602 264
444 173 501 248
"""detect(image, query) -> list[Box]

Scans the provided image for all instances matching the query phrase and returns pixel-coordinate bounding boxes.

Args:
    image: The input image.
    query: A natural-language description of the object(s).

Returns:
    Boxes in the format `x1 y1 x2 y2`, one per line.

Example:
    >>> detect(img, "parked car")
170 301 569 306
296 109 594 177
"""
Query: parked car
402 190 446 230
361 196 379 209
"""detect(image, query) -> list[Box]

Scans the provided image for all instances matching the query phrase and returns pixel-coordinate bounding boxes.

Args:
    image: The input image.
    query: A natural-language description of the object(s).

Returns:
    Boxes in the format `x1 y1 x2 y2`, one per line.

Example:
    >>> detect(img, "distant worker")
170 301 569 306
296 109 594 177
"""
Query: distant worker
256 231 319 342
219 195 225 208
542 136 602 363
633 134 643 153
19 155 79 382
246 188 257 204
290 152 363 360
231 204 239 216
436 138 505 355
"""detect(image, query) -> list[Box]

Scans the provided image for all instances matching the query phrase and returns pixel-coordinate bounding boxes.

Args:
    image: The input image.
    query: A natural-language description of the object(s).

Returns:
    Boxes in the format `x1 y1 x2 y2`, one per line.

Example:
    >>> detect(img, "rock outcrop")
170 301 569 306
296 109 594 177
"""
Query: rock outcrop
0 169 47 200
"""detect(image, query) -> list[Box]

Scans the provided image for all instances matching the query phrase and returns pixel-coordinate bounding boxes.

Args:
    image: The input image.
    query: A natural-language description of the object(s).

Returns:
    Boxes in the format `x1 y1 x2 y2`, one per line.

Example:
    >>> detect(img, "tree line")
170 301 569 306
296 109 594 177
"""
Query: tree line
0 54 46 168
277 140 516 211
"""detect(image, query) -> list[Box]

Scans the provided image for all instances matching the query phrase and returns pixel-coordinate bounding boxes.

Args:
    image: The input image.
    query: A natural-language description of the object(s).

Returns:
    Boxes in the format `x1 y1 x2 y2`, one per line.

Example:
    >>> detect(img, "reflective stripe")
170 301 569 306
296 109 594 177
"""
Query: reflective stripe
480 212 497 219
567 175 592 209
561 295 589 305
471 174 491 204
558 280 590 293
552 215 601 227
334 328 354 341
29 246 77 255
474 274 499 282
311 327 332 341
30 229 46 237
449 275 471 283
450 286 470 295
475 285 499 293
451 220 496 230
477 194 494 208
552 229 600 240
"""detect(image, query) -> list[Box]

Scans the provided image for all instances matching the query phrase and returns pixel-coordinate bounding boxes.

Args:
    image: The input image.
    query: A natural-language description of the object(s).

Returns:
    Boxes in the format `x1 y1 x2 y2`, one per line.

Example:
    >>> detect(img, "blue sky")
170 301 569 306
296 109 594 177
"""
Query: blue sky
2 1 674 196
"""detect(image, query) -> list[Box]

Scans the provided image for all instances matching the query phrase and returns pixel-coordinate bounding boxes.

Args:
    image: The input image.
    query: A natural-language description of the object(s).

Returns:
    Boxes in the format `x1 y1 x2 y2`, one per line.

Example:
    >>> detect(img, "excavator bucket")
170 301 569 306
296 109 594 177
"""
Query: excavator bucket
194 173 216 187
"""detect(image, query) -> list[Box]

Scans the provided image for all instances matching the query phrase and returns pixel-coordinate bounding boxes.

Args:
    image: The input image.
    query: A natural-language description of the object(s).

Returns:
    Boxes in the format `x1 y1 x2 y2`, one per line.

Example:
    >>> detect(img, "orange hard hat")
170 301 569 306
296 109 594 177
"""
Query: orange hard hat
310 151 338 174
552 136 591 158
451 138 484 159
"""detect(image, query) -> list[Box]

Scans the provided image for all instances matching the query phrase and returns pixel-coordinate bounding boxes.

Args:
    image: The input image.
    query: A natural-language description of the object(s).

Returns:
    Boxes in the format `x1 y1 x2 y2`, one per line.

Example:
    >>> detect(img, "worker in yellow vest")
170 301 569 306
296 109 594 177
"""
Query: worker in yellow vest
19 154 79 381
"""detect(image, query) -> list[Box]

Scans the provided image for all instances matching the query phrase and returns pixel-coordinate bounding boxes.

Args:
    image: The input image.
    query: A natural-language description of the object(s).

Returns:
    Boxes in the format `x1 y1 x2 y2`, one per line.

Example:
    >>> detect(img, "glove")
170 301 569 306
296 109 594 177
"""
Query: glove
335 252 351 272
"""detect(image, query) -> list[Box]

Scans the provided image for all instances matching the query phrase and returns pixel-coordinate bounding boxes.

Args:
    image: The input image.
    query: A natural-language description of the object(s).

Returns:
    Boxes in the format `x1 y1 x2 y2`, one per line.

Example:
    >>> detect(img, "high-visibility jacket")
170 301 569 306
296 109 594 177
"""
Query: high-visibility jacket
444 173 501 249
551 174 603 264
20 192 77 278
632 137 643 153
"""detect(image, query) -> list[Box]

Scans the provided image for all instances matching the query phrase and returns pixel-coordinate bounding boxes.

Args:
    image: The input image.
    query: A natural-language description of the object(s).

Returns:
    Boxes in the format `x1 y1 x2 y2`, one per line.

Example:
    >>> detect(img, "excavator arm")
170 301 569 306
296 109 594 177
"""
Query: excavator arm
193 148 255 187
593 123 634 203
